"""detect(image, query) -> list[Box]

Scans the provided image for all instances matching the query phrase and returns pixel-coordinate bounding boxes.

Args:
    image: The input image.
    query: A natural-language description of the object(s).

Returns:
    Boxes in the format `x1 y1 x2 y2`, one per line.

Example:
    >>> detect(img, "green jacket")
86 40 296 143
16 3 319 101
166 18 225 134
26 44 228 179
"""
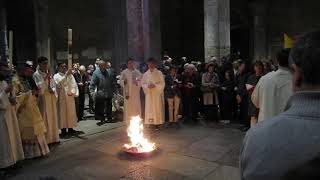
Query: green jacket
90 68 115 98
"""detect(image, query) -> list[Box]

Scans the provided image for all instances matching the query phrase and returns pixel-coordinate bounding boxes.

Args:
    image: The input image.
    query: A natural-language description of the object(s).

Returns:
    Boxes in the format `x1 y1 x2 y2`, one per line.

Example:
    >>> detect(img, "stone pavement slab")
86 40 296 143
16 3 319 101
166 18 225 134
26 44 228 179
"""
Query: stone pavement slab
204 165 240 180
121 165 194 180
143 152 219 179
5 122 245 180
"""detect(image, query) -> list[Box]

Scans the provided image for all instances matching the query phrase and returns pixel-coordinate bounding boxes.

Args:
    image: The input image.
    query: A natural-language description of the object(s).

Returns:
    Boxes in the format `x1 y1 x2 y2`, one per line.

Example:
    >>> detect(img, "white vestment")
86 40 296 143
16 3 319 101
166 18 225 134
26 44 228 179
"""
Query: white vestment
141 69 165 125
120 69 142 124
54 73 79 129
252 67 293 122
0 81 24 168
33 69 60 144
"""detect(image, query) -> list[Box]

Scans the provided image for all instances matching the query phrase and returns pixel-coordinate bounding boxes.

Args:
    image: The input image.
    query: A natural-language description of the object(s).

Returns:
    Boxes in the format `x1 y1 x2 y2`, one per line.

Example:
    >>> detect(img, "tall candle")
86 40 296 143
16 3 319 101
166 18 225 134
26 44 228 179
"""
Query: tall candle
67 28 72 69
8 30 13 67
47 37 51 67
68 28 72 44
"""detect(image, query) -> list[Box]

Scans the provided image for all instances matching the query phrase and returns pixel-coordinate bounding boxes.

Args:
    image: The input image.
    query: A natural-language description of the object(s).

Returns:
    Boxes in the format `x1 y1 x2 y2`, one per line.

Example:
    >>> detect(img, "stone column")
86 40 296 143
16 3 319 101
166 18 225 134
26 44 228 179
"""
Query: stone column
250 2 267 60
33 0 50 58
253 15 267 60
111 0 128 71
142 0 162 62
204 0 219 62
204 0 230 62
218 0 230 58
126 0 145 62
125 0 161 63
0 5 8 62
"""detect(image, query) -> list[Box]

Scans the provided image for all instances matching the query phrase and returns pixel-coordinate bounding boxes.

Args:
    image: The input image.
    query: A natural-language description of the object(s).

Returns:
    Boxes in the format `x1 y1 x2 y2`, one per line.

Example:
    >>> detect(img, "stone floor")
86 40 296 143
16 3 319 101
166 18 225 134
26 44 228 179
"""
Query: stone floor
4 117 245 180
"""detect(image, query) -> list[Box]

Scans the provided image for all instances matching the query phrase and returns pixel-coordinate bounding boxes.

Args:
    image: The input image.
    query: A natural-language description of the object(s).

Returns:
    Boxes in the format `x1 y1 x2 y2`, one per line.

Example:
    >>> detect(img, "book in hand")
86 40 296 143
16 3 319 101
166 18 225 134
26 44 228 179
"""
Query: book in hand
246 84 254 91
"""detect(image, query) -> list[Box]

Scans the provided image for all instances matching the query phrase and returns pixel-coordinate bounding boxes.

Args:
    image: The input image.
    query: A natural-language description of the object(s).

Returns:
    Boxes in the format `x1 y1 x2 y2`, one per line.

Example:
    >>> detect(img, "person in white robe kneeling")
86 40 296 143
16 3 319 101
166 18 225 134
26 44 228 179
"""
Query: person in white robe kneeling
141 58 165 130
0 62 24 169
120 58 142 125
54 63 79 137
33 57 60 144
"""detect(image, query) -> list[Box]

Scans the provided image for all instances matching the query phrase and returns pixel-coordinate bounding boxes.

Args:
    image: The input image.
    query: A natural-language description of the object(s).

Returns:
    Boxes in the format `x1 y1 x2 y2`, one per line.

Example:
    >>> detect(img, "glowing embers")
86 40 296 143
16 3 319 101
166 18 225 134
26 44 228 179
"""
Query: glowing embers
123 116 156 154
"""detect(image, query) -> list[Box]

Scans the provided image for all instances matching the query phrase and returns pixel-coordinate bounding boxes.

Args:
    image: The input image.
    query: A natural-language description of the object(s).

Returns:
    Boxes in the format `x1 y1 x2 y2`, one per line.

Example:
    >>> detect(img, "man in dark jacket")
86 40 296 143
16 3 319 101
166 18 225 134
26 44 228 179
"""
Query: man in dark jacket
90 60 115 126
241 30 320 180
235 60 250 131
74 65 88 121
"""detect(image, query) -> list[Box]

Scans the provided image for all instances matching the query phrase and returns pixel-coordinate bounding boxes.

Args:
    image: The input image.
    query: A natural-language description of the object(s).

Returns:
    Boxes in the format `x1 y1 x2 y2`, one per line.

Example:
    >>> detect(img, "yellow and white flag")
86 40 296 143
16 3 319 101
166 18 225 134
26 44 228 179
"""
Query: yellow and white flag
284 33 294 49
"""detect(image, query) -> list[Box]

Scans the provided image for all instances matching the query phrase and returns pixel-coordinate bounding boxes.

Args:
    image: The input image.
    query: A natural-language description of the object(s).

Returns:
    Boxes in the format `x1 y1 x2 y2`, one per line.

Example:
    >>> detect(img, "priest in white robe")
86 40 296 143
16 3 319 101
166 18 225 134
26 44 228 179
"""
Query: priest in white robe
54 63 79 136
33 57 60 144
141 58 165 127
251 49 293 122
120 58 142 125
0 63 24 169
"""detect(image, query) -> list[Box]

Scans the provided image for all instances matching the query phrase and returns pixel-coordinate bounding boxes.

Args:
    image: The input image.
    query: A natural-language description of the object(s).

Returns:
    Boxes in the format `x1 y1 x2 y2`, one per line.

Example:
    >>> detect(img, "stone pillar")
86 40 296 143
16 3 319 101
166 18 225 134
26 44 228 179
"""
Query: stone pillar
204 0 230 62
253 15 267 60
142 0 162 62
33 0 50 58
250 2 267 60
218 0 230 58
126 0 145 62
125 0 161 63
111 0 128 71
0 5 8 62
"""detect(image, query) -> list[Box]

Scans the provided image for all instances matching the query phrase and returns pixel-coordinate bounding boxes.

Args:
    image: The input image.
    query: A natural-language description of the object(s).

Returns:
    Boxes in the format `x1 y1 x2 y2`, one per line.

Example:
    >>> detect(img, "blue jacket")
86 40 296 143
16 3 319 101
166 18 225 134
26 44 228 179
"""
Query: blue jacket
240 91 320 180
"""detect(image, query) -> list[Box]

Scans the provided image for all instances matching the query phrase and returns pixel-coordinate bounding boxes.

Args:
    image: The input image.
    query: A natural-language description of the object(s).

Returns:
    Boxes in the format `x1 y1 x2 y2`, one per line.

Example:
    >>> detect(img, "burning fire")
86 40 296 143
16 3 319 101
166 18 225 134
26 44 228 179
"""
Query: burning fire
124 116 156 153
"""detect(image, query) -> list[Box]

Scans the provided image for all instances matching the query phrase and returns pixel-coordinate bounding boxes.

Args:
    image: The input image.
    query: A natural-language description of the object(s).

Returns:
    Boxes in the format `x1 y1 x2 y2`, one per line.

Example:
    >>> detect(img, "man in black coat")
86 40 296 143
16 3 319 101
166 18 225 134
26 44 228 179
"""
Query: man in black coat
234 60 250 131
74 65 88 121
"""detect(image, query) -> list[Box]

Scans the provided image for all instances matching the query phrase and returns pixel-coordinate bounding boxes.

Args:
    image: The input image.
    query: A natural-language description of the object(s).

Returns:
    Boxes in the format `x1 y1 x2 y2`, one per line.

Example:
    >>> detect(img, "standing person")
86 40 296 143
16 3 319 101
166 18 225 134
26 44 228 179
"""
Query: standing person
0 62 24 169
219 70 236 122
33 57 60 144
141 58 165 130
201 64 220 121
120 58 142 124
246 61 264 127
15 61 49 158
54 63 79 137
240 30 320 180
87 64 95 114
72 63 79 74
94 59 101 71
251 49 293 122
181 64 199 123
74 65 88 121
235 60 250 131
164 66 182 128
90 60 116 126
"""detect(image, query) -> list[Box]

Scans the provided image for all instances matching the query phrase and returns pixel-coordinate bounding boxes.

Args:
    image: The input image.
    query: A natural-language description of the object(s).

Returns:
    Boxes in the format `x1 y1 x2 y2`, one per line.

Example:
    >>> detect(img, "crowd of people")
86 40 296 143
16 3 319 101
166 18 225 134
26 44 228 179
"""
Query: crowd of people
2 30 320 179
0 50 285 172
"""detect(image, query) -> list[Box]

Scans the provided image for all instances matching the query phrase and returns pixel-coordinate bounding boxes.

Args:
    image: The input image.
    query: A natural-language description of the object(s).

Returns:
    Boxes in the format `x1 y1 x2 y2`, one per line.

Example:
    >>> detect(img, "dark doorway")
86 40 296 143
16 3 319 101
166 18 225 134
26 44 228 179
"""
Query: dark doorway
6 0 37 66
160 0 204 61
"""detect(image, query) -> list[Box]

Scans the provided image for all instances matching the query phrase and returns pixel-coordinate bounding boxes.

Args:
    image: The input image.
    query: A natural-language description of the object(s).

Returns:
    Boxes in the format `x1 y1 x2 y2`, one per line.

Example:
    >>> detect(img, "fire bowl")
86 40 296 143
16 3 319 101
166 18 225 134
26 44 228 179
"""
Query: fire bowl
122 146 158 157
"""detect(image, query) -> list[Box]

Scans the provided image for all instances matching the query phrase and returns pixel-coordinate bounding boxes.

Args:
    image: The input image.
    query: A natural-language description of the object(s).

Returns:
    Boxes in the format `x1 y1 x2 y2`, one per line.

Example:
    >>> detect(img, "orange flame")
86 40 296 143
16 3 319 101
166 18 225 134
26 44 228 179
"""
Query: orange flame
124 116 156 153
